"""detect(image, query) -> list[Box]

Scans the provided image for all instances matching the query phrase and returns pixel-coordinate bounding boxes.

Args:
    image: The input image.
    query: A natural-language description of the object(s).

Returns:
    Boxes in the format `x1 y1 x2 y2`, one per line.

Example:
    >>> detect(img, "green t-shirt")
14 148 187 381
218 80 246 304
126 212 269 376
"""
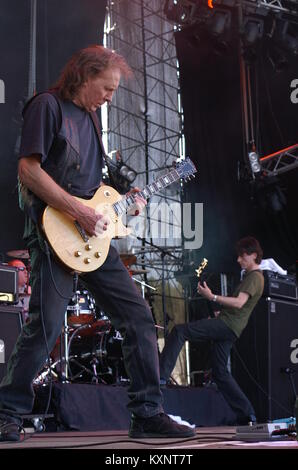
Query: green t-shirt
218 270 264 338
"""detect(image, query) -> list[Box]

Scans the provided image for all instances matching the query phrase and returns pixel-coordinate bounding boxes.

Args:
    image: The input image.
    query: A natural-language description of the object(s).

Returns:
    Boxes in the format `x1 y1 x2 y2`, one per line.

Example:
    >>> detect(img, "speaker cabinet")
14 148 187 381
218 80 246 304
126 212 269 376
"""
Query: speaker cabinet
0 264 18 303
0 306 23 383
232 298 298 422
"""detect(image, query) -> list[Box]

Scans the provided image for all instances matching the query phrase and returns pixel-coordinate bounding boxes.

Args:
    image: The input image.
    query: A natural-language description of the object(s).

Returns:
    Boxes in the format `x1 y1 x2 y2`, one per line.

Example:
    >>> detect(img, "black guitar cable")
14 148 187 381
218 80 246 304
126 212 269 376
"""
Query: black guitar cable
37 240 78 428
43 240 77 301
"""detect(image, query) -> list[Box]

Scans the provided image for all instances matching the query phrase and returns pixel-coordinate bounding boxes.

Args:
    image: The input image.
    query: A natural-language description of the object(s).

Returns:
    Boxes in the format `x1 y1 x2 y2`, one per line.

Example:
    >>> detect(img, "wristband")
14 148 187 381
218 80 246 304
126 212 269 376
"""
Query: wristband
212 295 217 302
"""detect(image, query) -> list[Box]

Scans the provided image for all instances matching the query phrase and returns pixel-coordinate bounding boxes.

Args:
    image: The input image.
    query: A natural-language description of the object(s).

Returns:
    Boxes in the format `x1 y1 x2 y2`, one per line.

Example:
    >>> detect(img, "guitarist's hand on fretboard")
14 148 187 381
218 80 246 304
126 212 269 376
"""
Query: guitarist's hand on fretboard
125 187 147 216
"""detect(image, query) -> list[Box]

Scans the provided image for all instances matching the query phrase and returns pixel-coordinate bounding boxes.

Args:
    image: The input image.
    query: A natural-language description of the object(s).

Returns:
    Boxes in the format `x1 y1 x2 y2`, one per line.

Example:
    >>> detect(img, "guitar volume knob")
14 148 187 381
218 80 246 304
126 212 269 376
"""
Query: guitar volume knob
94 252 102 258
84 258 91 264
74 251 82 257
85 244 92 251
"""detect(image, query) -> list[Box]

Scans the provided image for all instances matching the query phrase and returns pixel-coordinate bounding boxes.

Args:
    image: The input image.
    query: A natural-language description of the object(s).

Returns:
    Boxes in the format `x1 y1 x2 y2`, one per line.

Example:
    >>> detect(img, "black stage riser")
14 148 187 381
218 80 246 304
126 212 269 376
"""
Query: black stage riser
35 382 237 431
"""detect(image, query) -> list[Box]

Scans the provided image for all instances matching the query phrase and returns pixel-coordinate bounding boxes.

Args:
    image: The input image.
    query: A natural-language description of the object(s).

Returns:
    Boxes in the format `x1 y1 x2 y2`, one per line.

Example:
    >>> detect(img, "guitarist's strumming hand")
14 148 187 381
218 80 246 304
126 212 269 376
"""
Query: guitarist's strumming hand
76 204 110 237
125 187 147 216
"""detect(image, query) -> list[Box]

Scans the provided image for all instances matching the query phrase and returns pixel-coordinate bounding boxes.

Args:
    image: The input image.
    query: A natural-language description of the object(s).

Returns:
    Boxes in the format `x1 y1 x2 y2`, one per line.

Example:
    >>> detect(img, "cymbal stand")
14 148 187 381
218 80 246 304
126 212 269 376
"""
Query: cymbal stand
61 311 71 381
60 273 79 382
136 236 179 338
132 276 156 299
90 356 100 384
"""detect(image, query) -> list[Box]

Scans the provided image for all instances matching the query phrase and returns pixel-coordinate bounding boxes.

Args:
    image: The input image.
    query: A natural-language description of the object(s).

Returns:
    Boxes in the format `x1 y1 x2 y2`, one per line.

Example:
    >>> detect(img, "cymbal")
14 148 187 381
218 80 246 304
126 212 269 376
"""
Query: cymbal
129 269 149 275
7 249 29 259
120 253 137 267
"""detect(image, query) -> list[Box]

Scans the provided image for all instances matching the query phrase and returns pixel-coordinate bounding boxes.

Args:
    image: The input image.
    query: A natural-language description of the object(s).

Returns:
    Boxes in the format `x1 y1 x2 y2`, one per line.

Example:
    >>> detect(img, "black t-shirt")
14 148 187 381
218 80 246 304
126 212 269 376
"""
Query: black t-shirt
19 92 103 198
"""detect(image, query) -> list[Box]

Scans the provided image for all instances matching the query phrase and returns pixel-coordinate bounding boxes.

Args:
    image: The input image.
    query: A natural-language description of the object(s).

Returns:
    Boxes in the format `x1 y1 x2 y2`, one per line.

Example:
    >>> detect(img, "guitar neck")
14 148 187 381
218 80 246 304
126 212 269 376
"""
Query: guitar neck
113 167 180 216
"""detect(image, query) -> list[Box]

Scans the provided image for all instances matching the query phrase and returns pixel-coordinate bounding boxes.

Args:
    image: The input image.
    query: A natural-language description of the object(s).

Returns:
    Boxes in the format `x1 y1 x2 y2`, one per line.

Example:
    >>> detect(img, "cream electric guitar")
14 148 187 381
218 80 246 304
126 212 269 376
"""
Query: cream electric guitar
42 157 197 272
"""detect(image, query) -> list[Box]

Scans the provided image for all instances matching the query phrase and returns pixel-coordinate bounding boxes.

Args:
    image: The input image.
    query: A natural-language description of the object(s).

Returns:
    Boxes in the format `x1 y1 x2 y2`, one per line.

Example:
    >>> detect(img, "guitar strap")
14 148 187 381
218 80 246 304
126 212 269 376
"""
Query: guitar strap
89 111 120 191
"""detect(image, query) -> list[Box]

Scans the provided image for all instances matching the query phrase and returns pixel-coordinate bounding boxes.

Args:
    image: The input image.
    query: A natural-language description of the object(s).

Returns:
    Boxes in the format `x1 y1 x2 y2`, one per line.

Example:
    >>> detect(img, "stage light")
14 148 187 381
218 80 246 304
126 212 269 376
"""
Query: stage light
248 151 262 174
209 10 231 36
282 20 298 55
254 176 287 213
267 44 288 72
242 17 264 46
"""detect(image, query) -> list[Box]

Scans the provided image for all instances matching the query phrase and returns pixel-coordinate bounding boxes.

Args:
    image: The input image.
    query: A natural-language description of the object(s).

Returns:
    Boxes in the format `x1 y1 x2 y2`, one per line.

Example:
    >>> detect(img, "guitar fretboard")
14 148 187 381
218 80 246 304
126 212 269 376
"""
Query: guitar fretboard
113 168 180 216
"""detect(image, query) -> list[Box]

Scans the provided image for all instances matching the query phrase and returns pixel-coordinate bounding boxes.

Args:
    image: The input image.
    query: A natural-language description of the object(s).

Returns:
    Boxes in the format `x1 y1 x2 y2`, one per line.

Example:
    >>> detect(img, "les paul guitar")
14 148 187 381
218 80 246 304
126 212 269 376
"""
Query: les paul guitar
42 157 197 272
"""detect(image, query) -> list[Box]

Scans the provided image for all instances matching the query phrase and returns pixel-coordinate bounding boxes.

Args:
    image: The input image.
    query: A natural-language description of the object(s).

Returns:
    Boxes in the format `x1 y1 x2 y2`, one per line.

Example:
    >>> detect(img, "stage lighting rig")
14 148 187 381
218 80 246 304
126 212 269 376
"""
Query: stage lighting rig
164 0 298 27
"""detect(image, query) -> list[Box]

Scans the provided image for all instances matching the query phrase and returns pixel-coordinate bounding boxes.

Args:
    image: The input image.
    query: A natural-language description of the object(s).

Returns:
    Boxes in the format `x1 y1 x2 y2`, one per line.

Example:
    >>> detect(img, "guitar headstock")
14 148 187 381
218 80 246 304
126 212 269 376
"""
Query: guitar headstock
176 157 197 181
195 258 208 279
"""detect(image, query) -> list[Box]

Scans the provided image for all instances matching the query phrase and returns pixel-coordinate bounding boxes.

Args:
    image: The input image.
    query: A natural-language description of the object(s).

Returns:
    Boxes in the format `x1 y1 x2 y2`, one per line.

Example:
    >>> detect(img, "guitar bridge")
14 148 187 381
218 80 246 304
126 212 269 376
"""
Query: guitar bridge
74 221 89 242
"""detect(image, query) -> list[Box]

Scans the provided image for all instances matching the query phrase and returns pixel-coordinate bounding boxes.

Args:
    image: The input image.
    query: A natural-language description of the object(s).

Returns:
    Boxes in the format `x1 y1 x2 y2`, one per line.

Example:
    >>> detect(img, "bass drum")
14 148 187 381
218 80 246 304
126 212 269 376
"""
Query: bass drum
67 327 128 385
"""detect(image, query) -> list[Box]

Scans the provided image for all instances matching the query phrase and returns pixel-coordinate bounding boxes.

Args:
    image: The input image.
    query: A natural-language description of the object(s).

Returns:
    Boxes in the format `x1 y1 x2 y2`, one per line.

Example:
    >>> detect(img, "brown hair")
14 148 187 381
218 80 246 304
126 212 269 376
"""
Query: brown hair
52 45 132 100
236 236 263 264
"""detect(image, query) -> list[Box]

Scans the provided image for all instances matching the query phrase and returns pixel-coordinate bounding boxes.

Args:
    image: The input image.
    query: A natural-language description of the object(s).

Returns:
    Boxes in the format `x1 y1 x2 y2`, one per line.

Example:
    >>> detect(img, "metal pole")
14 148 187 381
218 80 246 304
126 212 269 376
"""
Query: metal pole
238 0 258 175
28 0 37 99
63 311 69 380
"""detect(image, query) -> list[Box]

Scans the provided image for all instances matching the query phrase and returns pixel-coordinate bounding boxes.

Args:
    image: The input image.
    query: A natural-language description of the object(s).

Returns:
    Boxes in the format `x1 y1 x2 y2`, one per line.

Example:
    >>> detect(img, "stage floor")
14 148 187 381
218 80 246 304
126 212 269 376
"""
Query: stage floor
0 426 297 450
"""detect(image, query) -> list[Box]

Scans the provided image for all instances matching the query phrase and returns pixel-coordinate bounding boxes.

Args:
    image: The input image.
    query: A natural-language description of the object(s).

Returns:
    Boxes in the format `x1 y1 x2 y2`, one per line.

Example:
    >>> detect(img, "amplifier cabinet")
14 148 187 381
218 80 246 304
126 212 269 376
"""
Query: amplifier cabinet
232 298 298 422
0 306 23 383
263 270 297 301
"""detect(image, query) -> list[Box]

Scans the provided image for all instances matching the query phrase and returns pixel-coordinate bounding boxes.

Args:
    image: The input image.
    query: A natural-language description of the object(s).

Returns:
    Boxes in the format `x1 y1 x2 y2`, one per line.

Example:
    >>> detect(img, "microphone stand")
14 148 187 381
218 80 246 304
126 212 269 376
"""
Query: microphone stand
136 236 179 338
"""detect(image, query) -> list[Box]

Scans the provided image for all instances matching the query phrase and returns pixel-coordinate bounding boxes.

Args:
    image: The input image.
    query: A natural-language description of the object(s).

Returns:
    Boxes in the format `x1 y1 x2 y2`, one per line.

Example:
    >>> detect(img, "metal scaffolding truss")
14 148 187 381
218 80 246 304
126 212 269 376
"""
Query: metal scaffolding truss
253 0 298 16
213 0 298 17
260 143 298 176
103 0 186 289
164 0 298 23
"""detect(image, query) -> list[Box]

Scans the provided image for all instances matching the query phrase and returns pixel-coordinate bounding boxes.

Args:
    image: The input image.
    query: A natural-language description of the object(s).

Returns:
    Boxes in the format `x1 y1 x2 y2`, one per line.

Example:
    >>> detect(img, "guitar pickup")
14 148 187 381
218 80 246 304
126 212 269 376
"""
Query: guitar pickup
74 220 89 242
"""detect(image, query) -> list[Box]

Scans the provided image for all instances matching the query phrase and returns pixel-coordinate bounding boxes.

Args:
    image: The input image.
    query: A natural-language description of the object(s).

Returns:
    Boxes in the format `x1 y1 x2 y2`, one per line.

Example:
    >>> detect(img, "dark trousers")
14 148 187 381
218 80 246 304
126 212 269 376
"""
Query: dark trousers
0 241 163 419
159 318 255 420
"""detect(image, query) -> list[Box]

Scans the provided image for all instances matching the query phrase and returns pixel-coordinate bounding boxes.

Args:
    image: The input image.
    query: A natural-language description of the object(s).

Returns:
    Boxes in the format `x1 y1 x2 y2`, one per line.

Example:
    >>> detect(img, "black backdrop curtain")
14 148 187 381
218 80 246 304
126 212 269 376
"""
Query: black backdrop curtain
176 23 298 275
0 0 107 259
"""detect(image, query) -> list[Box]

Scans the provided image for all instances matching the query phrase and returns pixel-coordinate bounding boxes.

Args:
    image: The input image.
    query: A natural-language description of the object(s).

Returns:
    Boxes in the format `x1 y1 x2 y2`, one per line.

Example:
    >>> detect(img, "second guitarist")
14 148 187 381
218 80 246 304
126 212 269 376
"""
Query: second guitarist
159 237 264 425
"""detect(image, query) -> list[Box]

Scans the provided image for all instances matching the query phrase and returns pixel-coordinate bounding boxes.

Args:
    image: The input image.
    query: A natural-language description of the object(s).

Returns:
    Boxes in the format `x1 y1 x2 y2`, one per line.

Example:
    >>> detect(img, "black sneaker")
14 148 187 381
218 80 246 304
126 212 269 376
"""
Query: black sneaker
129 413 196 438
0 416 22 442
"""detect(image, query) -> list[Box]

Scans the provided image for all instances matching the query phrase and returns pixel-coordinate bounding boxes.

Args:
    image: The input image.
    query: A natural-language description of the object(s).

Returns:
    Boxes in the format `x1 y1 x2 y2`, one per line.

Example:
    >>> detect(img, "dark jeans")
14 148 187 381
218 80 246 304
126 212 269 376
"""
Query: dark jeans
160 318 255 420
0 240 163 419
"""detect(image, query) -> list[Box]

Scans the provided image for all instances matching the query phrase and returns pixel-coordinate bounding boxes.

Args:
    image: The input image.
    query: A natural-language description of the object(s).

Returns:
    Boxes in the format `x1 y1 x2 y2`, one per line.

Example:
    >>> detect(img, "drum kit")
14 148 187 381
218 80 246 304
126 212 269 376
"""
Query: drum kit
6 249 155 386
48 289 127 386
